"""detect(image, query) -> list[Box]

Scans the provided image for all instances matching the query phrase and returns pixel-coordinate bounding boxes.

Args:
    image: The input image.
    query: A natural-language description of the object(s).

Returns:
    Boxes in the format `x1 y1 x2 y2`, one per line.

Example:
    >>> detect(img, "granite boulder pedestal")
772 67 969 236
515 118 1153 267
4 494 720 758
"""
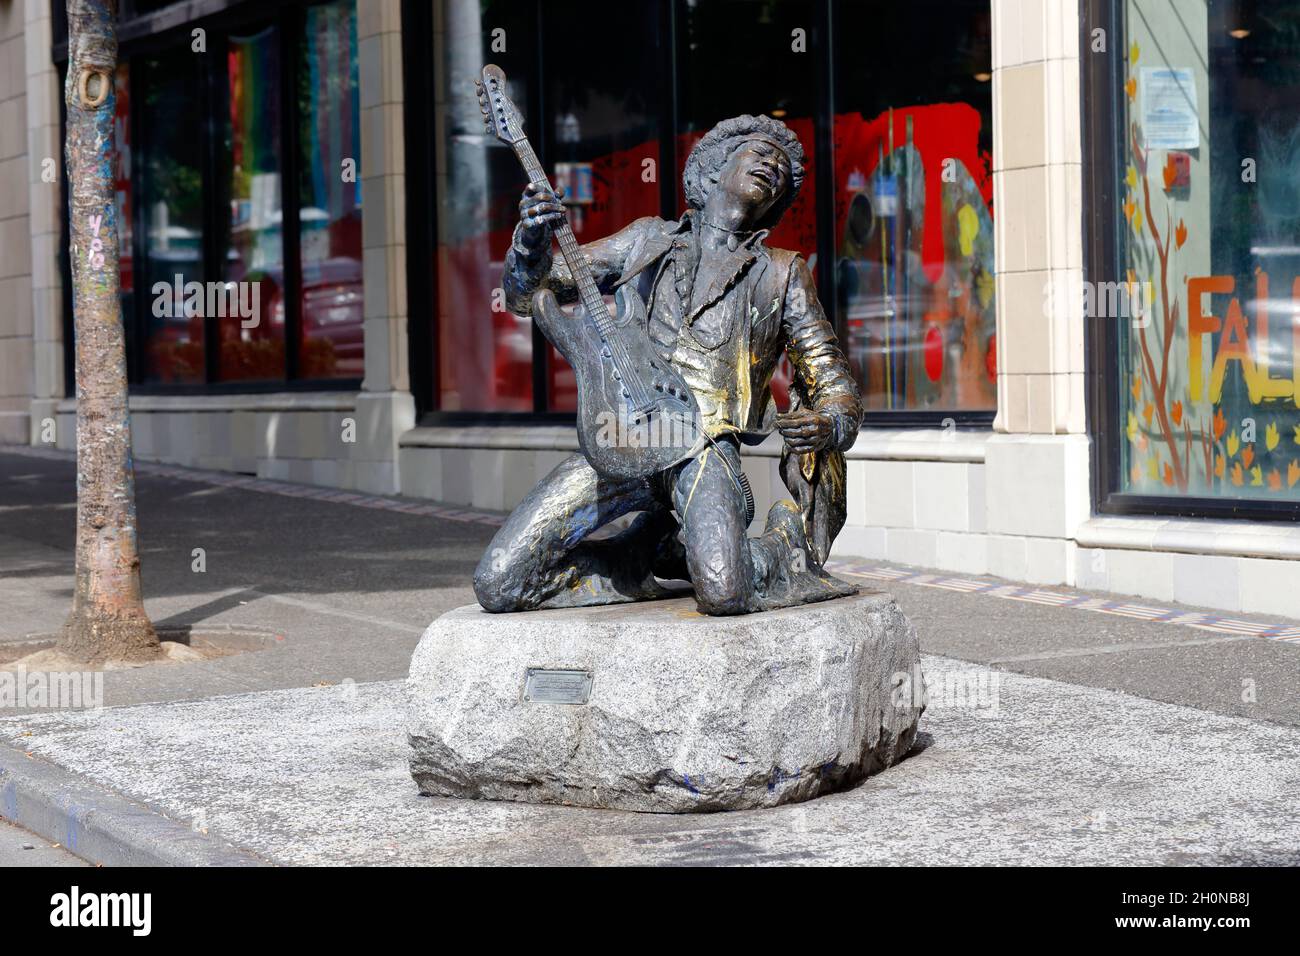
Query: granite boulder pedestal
406 590 924 813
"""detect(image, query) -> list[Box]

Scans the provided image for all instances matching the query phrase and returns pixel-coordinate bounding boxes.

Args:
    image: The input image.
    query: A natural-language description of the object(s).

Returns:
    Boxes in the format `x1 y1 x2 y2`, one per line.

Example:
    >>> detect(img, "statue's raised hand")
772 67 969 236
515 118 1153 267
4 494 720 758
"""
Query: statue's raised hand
518 183 566 252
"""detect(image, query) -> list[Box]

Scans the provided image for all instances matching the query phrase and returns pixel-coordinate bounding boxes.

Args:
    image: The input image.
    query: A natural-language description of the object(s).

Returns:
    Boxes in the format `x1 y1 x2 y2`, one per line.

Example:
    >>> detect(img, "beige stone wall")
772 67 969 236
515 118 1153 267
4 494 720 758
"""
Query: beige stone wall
358 0 407 397
351 0 415 493
979 0 1091 584
992 0 1085 436
50 392 363 486
0 0 32 443
13 0 64 447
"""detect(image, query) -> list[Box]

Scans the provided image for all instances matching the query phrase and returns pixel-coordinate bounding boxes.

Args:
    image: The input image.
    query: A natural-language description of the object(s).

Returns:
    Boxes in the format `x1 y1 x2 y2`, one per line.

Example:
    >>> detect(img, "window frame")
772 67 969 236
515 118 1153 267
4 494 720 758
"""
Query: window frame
54 0 363 397
1082 0 1300 522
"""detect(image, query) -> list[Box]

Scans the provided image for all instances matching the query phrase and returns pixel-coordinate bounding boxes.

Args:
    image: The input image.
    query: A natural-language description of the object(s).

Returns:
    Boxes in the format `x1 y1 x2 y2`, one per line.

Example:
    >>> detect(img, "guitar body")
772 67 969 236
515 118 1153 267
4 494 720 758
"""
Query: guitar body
533 285 703 480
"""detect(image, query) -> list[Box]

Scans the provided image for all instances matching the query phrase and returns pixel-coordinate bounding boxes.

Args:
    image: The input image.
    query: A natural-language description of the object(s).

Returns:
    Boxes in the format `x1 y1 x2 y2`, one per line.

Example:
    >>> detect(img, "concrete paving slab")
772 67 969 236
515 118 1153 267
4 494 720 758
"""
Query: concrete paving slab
1008 638 1300 725
3 656 1297 866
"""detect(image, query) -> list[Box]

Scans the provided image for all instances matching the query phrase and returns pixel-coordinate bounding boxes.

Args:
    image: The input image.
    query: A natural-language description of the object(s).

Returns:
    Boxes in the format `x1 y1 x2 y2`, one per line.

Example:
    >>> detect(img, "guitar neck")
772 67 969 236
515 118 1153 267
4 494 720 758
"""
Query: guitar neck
512 139 611 327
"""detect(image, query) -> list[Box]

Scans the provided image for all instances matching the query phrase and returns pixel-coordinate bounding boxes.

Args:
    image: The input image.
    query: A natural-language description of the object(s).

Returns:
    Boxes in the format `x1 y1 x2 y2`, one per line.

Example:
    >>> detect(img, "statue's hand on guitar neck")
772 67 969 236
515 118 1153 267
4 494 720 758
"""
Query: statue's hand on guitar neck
518 183 567 255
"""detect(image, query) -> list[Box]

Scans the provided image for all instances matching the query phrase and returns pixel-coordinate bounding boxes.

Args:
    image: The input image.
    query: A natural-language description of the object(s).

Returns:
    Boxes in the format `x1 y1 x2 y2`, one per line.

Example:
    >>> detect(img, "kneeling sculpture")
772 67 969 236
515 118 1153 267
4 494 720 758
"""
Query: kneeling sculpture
407 67 923 813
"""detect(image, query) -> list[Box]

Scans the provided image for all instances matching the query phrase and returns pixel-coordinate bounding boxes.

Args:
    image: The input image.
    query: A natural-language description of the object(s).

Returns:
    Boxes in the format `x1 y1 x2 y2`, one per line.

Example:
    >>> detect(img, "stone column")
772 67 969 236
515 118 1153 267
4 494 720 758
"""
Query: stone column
23 0 64 448
0 0 35 444
354 0 415 493
985 0 1090 583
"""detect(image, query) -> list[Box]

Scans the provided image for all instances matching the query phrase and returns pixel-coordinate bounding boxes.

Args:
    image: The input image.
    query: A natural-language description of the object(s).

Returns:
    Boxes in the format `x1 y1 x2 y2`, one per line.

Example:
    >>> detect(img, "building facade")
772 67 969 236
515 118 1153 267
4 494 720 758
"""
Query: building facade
2 0 1299 618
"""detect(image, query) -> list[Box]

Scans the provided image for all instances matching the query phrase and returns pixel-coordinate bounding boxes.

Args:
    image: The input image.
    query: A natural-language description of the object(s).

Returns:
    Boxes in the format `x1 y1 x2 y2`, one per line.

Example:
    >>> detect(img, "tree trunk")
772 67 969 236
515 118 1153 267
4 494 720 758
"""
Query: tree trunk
58 0 160 664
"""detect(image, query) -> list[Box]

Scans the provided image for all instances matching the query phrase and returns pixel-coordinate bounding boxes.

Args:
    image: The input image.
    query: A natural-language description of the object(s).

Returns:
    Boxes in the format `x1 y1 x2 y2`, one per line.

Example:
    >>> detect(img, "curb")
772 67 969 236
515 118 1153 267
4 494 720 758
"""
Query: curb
0 741 269 867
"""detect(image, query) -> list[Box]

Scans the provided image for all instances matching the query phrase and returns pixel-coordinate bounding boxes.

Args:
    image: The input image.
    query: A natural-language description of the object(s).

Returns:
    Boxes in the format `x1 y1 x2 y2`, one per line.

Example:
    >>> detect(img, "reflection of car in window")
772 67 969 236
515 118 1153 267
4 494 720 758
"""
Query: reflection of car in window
259 255 364 372
300 255 364 370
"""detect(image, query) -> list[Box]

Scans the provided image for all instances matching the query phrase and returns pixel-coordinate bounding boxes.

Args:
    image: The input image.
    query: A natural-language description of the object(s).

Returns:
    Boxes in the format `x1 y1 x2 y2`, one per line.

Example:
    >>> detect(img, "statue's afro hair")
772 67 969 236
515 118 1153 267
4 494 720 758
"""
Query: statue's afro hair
682 114 806 230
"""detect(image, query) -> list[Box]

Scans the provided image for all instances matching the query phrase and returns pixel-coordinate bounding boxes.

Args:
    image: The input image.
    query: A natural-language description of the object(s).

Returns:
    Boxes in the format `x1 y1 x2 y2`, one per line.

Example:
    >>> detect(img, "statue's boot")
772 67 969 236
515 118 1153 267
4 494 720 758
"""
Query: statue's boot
748 500 858 611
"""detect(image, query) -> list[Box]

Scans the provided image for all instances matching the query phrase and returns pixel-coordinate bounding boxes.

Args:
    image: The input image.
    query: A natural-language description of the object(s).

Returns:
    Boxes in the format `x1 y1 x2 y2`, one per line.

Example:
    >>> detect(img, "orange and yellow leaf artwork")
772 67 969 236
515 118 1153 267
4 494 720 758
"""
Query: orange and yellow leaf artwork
1117 43 1300 503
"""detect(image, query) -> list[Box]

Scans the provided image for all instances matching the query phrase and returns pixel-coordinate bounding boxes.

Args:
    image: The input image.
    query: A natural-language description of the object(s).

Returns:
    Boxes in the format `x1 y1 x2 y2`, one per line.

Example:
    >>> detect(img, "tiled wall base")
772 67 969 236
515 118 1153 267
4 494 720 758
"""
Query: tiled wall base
0 410 28 444
39 391 411 495
829 526 1077 586
1072 547 1300 620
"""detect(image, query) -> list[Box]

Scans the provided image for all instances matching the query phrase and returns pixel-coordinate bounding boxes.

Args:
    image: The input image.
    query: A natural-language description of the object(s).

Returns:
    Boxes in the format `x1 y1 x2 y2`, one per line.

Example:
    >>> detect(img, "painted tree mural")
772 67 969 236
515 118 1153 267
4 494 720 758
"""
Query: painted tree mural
1121 40 1300 502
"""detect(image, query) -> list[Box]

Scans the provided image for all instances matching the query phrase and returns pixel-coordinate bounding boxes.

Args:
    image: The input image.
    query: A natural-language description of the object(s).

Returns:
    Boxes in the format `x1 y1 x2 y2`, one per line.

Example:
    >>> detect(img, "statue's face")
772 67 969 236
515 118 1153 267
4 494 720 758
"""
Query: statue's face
712 139 791 225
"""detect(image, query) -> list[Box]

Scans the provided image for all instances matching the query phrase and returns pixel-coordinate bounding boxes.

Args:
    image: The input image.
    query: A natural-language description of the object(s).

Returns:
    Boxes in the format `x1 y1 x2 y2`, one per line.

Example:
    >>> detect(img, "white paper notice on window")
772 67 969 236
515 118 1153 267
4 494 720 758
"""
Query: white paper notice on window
1141 67 1199 150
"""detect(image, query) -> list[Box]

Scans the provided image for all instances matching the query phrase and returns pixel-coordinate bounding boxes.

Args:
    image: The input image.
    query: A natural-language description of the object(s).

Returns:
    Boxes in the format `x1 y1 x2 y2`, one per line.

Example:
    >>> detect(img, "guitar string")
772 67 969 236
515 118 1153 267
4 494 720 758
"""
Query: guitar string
553 216 653 411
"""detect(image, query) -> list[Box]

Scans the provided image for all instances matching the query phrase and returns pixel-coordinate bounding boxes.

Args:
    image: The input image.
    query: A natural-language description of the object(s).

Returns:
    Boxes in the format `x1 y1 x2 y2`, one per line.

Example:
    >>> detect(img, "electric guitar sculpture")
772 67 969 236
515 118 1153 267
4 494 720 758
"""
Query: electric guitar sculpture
476 64 702 481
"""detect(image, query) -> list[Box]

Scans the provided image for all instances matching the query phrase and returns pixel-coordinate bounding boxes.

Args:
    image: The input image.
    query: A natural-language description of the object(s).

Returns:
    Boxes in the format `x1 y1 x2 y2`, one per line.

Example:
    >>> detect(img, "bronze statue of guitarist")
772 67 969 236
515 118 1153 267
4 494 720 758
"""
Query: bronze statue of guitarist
475 112 863 616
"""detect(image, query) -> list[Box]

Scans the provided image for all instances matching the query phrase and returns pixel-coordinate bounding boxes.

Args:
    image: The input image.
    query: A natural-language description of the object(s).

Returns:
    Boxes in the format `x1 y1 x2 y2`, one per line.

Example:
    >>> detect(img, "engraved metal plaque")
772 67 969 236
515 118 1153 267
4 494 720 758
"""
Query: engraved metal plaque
523 668 593 705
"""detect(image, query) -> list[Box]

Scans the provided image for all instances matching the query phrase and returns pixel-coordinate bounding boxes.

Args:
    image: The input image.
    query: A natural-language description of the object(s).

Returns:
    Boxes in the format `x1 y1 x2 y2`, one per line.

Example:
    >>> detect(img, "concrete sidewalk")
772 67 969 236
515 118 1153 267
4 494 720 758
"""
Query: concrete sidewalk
2 446 1299 865
4 657 1299 866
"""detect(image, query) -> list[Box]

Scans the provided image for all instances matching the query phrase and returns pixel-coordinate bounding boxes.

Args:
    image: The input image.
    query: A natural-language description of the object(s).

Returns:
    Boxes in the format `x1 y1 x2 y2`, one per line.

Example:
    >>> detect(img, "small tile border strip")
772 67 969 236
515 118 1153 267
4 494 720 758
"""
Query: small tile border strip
7 444 1299 643
825 559 1300 644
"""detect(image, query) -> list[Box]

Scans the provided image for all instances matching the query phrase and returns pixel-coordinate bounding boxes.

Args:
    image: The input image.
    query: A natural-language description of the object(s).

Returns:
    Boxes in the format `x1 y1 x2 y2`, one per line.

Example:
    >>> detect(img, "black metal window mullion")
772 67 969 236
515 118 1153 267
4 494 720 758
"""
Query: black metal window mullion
529 0 548 414
58 60 75 398
128 54 148 385
658 0 680 223
199 41 222 384
401 0 437 416
281 10 302 382
814 0 837 336
280 6 305 382
1082 0 1124 517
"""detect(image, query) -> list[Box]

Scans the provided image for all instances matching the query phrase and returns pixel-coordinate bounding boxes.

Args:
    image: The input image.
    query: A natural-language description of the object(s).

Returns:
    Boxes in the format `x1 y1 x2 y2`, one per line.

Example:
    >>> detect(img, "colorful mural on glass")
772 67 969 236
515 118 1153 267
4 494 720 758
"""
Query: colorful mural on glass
1119 38 1300 502
442 107 994 416
834 103 996 412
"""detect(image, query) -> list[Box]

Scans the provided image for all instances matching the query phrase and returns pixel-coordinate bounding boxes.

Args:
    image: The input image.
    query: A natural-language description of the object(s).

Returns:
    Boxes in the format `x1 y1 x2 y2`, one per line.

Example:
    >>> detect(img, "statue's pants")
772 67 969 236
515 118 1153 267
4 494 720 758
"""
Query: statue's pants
474 437 767 615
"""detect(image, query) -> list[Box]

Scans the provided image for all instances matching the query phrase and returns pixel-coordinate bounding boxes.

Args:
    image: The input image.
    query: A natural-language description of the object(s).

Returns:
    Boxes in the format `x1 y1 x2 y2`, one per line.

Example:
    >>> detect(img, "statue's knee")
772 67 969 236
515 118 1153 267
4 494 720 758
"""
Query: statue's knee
693 575 750 616
473 551 523 613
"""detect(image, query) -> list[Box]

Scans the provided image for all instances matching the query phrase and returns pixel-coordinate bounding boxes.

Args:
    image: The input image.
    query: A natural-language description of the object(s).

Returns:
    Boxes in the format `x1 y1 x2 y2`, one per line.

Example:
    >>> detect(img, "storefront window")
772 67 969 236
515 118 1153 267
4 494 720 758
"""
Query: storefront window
432 0 538 413
676 0 818 260
540 0 664 411
675 0 818 409
419 0 996 422
298 0 363 380
220 24 286 382
833 0 994 414
1115 0 1300 505
103 1 362 392
139 49 205 384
